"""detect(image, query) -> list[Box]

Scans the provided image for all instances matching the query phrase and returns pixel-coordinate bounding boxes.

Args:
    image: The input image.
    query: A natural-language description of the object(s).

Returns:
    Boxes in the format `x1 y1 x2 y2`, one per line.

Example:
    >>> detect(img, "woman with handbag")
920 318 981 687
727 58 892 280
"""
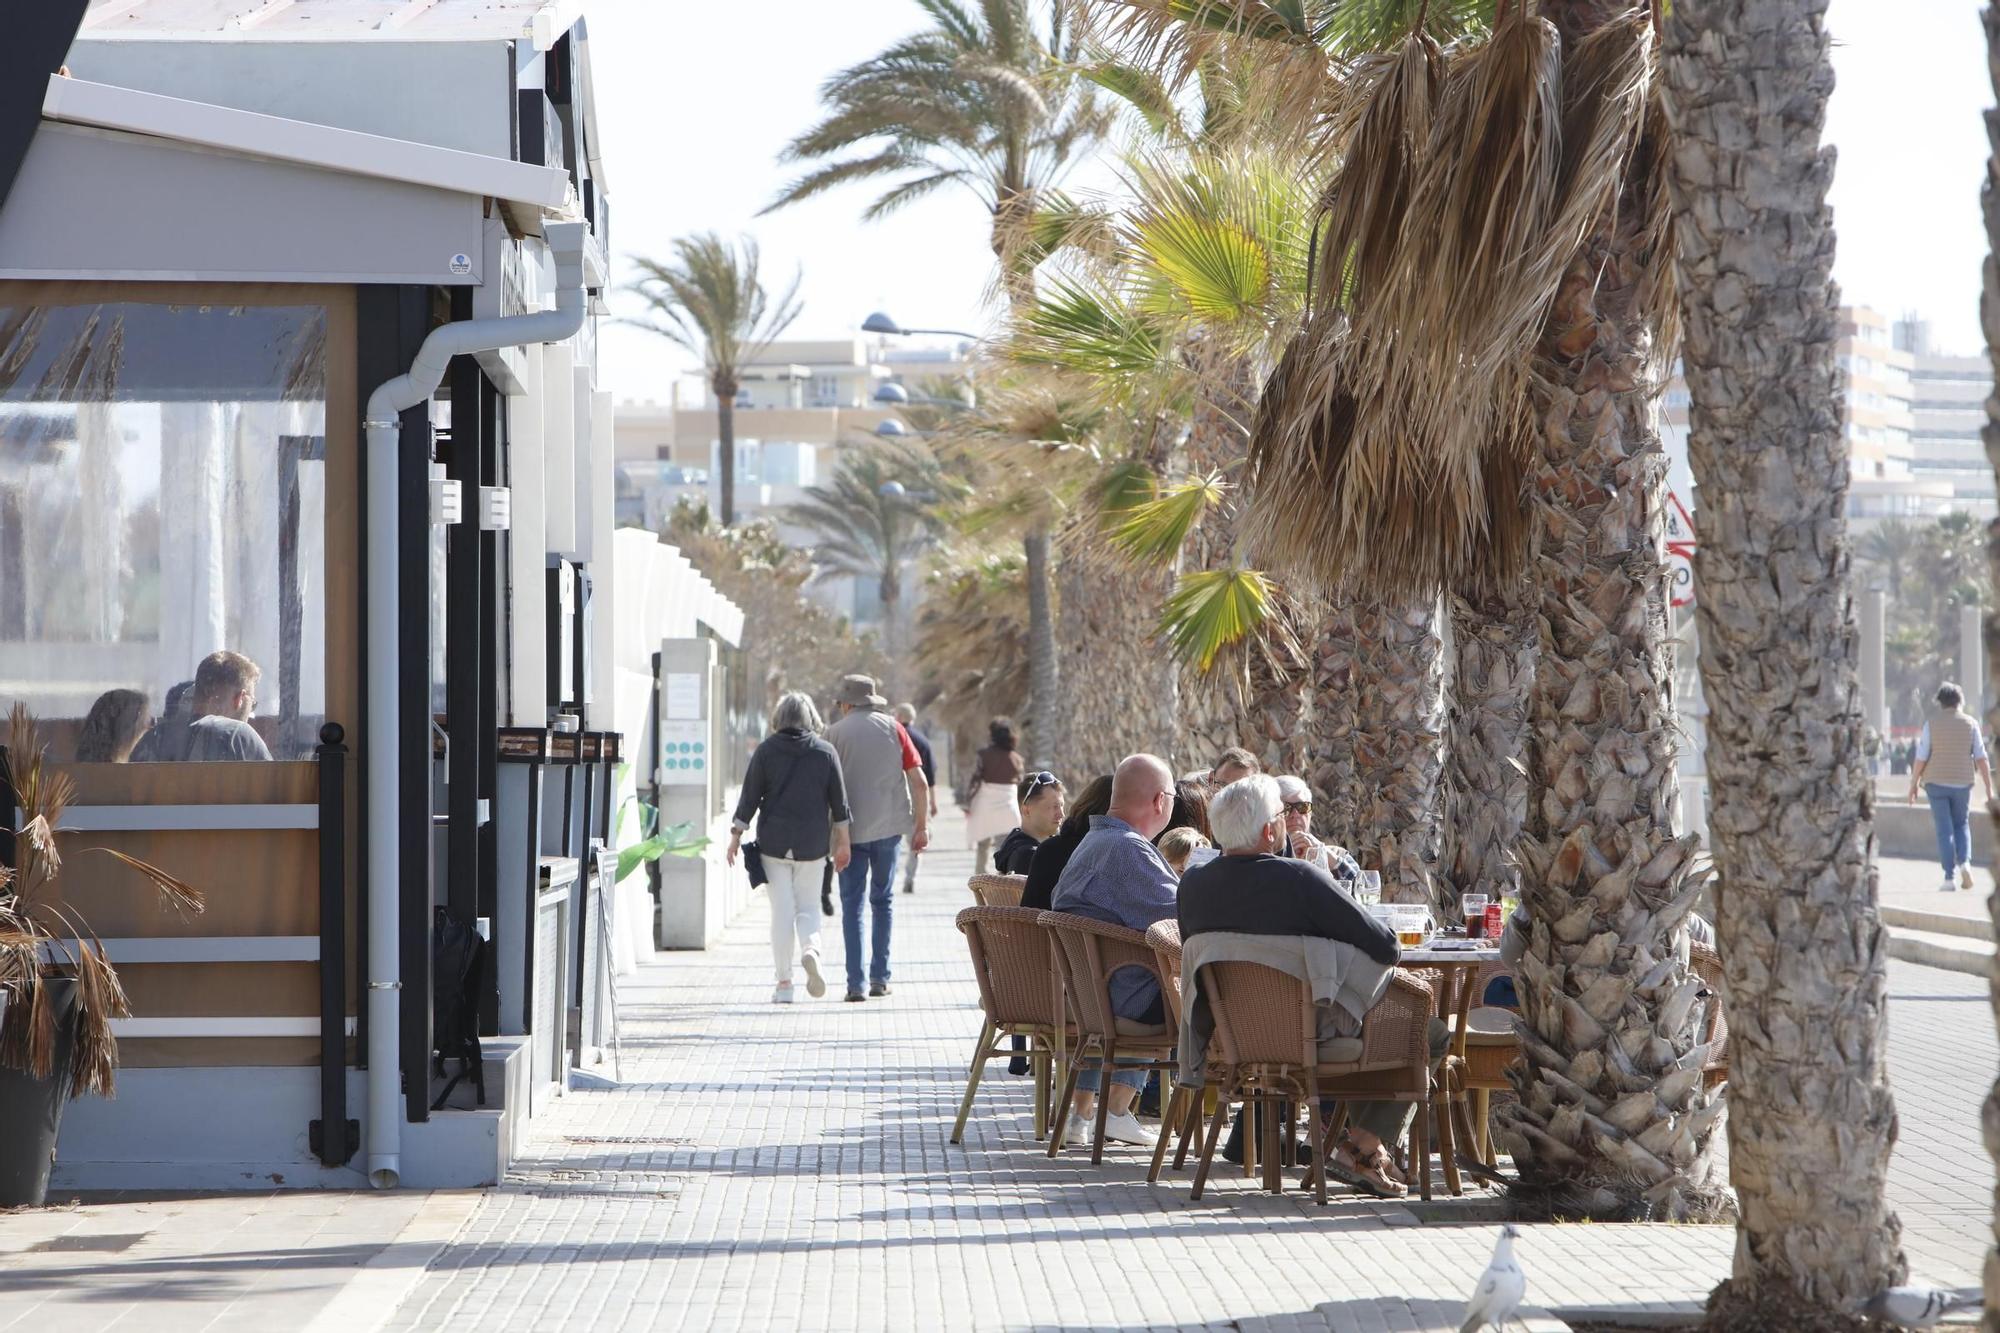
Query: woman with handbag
728 692 853 1003
964 717 1026 873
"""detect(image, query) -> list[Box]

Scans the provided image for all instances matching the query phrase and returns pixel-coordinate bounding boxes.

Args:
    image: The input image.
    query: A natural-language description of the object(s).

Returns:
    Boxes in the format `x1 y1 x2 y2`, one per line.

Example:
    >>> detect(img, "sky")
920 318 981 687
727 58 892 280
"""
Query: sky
585 0 1996 403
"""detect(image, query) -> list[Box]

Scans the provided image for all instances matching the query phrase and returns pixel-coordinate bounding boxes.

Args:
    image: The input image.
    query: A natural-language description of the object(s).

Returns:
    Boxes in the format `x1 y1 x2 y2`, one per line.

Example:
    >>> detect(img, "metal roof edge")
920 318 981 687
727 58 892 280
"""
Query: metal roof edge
41 74 574 214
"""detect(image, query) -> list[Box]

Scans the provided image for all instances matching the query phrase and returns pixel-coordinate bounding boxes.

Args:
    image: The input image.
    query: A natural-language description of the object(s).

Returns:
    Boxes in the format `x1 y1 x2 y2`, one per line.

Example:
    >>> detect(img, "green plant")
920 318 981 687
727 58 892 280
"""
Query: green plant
0 705 202 1097
612 767 709 884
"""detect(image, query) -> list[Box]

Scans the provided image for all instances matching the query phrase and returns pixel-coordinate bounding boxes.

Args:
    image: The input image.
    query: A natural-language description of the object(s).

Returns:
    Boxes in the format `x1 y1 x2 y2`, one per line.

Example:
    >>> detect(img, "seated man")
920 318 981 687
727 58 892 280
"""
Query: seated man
1050 753 1178 1147
131 651 272 762
1178 774 1440 1198
994 770 1064 875
1205 745 1260 788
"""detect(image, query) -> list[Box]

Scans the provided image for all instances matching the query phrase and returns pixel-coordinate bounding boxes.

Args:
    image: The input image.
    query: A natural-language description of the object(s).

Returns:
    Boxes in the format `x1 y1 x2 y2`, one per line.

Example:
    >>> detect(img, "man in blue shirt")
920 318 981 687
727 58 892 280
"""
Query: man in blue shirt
1051 752 1176 1146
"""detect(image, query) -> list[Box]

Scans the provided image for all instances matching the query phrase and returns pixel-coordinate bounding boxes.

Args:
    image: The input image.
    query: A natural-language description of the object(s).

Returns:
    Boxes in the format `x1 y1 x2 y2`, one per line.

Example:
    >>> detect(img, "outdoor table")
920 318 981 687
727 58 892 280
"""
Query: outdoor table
1397 938 1505 1197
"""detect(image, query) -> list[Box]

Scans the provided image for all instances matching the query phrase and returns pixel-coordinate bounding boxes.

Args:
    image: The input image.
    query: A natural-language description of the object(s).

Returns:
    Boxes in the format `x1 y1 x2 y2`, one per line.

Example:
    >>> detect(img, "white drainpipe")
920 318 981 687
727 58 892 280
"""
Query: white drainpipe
361 220 588 1189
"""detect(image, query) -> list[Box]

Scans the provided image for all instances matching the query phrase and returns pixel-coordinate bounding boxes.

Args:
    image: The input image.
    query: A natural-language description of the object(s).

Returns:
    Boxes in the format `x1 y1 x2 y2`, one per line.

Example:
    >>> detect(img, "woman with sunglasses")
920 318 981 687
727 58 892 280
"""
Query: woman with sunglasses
965 717 1027 873
993 770 1065 874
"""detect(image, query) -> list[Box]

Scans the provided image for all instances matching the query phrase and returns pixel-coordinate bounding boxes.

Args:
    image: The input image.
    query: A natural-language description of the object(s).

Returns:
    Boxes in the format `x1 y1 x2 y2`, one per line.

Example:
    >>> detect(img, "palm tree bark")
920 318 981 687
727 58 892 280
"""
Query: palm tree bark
1311 595 1445 908
1445 577 1537 908
1662 1 1906 1317
1978 7 2000 1328
1050 525 1178 780
716 386 738 526
1495 0 1723 1222
1024 521 1059 770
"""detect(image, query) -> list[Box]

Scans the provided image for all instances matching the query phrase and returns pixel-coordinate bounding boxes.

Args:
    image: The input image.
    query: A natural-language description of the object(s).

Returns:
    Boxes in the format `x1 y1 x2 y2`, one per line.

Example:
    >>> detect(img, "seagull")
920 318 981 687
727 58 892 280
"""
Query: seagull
1859 1285 1980 1328
1460 1223 1526 1333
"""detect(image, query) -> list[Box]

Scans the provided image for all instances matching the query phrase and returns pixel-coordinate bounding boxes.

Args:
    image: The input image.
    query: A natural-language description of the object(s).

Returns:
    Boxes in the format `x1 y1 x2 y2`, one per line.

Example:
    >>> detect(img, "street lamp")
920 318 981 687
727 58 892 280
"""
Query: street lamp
863 310 982 341
875 418 910 438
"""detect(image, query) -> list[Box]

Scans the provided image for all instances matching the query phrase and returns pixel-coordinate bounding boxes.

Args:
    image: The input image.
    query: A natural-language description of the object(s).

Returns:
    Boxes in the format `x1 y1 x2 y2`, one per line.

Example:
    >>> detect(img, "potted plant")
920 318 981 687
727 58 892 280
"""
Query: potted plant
0 705 201 1207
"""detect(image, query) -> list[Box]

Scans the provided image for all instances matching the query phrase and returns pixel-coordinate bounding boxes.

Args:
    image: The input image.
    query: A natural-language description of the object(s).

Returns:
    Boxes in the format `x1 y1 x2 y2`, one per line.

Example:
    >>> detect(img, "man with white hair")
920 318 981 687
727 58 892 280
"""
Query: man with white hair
1179 774 1437 1197
1049 753 1178 1146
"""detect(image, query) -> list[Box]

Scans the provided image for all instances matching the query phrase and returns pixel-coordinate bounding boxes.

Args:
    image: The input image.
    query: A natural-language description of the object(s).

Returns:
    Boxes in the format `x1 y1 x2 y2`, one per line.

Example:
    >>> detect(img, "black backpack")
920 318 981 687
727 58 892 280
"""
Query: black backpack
430 907 486 1109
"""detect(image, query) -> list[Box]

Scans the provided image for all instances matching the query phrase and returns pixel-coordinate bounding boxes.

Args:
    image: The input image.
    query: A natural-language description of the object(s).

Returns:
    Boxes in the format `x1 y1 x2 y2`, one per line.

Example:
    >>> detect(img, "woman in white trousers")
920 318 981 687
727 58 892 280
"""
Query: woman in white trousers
728 692 853 1002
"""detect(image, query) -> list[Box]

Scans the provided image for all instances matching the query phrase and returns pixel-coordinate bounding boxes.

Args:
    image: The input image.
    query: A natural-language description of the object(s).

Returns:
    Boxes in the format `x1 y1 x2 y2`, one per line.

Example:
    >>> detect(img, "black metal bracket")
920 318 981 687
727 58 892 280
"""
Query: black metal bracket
308 1118 361 1161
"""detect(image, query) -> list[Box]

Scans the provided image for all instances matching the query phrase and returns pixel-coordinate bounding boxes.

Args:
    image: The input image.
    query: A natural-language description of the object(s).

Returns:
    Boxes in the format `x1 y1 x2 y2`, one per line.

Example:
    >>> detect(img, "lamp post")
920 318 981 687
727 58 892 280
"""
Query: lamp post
863 311 981 341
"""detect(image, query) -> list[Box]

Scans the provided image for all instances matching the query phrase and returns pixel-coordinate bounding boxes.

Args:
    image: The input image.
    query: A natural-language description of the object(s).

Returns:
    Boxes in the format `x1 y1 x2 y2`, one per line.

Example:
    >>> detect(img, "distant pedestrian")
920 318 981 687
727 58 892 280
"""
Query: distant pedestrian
1908 681 1994 892
965 717 1026 873
826 675 931 1000
893 702 938 894
728 692 852 1003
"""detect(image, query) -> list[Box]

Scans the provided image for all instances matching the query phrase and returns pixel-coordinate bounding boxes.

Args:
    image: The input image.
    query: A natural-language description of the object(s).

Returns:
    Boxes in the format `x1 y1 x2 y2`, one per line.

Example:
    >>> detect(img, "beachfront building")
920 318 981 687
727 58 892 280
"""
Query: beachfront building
0 0 740 1191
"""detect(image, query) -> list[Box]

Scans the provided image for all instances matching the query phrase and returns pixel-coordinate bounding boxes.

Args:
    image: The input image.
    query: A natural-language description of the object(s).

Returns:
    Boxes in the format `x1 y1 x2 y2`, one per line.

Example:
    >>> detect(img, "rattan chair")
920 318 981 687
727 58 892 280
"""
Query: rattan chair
968 873 1027 908
952 906 1069 1144
1688 941 1729 1090
1453 960 1521 1168
1037 910 1179 1164
1192 960 1438 1203
1142 919 1212 1183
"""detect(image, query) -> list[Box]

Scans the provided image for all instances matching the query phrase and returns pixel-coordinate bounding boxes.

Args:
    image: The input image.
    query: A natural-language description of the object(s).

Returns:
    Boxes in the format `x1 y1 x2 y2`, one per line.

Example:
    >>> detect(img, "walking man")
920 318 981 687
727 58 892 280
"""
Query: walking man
1908 680 1995 891
827 675 931 1000
894 702 938 894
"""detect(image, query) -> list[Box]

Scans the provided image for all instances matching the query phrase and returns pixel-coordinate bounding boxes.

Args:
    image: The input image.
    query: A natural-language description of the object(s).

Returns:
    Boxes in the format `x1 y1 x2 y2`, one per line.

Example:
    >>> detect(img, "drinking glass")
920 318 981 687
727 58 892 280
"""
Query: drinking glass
1461 893 1489 935
1358 869 1383 905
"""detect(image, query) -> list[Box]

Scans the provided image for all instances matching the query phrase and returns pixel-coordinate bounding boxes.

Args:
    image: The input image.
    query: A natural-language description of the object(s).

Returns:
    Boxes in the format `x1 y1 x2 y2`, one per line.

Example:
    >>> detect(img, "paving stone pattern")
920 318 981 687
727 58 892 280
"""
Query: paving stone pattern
383 818 1992 1333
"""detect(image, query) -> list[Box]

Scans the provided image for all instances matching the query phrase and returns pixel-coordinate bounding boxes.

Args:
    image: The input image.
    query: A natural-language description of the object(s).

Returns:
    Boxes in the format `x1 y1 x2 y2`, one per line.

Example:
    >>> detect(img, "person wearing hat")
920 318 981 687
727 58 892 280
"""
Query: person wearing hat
825 674 931 1000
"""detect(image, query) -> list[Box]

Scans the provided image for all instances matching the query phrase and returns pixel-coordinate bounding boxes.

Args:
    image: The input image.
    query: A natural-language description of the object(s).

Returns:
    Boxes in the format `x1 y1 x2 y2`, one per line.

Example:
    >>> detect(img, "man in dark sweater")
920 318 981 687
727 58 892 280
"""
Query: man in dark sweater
894 703 938 894
993 770 1064 875
1179 775 1432 1197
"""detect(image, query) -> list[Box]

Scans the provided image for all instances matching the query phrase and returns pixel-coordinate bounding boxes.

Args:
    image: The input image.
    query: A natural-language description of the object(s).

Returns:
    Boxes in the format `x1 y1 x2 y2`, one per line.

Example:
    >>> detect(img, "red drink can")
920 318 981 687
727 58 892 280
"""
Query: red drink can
1484 903 1504 941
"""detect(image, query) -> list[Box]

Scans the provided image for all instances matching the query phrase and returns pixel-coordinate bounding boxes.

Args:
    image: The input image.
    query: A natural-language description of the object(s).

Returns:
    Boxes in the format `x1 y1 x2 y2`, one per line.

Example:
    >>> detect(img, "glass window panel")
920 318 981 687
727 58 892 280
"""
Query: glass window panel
0 301 328 761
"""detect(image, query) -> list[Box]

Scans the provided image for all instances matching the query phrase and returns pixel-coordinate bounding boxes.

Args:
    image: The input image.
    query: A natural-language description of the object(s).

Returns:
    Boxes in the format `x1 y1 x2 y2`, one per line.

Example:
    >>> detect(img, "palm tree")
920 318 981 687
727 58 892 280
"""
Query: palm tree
913 551 1032 764
1858 517 1922 601
1087 0 1721 1216
624 234 802 526
767 0 1113 303
767 0 1114 768
1977 3 2000 1320
785 441 949 699
1662 0 1906 1318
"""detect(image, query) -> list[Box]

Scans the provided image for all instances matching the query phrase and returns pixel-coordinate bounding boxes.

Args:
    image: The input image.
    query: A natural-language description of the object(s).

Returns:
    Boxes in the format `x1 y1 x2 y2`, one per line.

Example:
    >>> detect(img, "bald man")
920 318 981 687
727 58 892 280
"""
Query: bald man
1050 753 1178 1147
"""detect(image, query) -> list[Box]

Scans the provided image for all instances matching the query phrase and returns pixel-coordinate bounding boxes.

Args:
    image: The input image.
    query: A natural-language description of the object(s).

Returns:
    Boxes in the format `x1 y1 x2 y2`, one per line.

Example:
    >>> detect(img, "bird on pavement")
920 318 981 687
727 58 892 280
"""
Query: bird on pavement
1859 1285 1980 1328
1459 1223 1526 1333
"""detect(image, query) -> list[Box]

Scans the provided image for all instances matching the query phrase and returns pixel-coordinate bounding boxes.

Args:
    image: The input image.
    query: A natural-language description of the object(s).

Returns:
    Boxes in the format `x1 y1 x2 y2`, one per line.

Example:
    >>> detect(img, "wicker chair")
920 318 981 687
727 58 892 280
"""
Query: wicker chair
1142 919 1213 1183
1454 960 1522 1168
1688 941 1729 1090
1193 960 1438 1203
968 873 1027 908
1037 910 1180 1164
952 906 1069 1144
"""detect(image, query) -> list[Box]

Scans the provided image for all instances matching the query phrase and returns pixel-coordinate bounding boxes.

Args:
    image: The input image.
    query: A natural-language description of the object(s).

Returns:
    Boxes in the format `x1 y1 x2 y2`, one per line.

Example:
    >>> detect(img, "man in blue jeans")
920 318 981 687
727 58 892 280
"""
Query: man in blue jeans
826 675 931 1000
1908 681 1995 892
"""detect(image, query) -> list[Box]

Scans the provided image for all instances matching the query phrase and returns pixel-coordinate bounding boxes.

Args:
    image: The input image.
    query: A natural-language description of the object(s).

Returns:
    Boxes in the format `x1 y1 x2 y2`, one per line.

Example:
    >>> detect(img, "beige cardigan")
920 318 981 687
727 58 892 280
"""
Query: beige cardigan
1176 930 1396 1087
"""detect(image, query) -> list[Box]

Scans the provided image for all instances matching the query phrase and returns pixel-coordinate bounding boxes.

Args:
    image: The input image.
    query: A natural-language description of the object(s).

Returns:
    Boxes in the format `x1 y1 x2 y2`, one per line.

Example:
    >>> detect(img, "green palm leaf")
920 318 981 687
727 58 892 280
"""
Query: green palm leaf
1012 277 1168 376
1106 472 1228 565
1135 211 1268 321
1159 566 1273 670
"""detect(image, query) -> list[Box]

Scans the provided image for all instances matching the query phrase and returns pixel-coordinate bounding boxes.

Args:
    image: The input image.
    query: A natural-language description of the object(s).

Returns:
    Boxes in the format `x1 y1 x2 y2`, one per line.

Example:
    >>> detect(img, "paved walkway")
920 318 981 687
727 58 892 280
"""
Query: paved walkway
2 814 1988 1331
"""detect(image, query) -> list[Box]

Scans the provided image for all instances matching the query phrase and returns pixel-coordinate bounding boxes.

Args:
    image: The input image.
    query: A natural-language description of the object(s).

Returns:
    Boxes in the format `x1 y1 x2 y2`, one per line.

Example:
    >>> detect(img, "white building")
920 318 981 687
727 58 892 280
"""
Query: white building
1896 317 1996 519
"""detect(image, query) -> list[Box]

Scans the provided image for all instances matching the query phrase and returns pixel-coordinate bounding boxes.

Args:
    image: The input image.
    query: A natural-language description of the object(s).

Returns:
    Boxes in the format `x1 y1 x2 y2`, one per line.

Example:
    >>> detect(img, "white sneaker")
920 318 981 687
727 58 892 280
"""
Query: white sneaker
801 952 827 998
772 983 795 1004
1942 875 1960 893
1098 1111 1158 1147
1961 864 1977 892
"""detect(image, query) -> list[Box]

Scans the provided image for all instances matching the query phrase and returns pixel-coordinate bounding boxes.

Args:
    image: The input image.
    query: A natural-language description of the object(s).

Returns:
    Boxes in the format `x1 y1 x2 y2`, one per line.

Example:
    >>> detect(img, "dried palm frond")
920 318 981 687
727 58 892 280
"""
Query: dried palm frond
1633 75 1679 375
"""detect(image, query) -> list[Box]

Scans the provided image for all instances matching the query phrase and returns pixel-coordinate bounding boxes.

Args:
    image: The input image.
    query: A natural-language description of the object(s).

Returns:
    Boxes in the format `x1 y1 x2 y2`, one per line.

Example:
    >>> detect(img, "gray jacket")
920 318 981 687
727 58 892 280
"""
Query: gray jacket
1176 930 1396 1086
826 706 915 844
731 729 850 862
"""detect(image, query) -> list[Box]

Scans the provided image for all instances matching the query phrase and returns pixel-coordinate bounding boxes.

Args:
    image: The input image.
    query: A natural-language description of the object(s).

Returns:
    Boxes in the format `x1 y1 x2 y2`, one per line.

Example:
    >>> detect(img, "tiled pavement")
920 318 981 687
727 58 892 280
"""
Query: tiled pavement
381 817 1990 1332
1 814 1989 1331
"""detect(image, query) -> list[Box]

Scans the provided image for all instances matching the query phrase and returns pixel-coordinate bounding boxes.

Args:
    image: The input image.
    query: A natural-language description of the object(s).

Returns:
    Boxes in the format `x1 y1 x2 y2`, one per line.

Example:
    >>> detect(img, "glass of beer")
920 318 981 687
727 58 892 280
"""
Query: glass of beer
1392 910 1430 949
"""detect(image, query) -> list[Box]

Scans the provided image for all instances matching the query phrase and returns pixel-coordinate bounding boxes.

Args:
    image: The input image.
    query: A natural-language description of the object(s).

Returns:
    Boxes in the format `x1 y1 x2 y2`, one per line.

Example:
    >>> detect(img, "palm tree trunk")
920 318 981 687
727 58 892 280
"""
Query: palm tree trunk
1495 0 1722 1222
1024 521 1059 770
1978 7 2000 1327
1662 0 1906 1316
1050 524 1178 780
1311 595 1445 908
1445 577 1536 908
717 394 737 526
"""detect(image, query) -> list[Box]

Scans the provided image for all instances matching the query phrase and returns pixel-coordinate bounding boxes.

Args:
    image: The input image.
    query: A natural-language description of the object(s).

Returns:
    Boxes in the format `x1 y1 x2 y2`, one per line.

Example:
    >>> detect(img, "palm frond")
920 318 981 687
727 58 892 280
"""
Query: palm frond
1159 565 1274 670
1106 471 1228 566
1083 56 1188 139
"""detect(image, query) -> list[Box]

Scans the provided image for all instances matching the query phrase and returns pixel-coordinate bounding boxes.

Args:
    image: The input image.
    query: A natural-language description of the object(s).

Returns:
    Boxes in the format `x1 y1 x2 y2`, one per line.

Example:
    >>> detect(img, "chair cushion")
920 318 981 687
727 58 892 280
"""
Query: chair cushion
1457 1007 1519 1047
1113 1016 1169 1037
1315 1037 1364 1064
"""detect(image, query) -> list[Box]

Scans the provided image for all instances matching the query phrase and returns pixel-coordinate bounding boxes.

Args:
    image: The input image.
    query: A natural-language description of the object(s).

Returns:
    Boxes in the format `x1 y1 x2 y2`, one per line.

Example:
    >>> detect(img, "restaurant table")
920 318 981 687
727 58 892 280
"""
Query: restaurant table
1397 939 1505 1197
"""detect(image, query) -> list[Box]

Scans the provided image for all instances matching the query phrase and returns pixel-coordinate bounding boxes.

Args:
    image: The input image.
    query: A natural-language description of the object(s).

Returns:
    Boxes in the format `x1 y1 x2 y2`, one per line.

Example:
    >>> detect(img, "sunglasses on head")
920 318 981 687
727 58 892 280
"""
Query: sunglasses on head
1024 770 1060 797
1284 801 1312 815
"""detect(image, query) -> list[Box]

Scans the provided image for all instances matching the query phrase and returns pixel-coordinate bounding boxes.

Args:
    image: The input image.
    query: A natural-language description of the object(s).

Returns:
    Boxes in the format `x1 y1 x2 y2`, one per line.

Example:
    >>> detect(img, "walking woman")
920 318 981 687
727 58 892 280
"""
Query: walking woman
965 717 1026 873
729 692 853 1002
1908 681 1995 892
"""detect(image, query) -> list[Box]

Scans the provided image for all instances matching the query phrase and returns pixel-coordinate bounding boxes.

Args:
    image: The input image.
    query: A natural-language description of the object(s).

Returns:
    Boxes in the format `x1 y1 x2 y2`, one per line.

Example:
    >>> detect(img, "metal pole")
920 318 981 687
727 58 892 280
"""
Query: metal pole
1960 602 1984 714
1859 587 1887 743
315 724 353 1167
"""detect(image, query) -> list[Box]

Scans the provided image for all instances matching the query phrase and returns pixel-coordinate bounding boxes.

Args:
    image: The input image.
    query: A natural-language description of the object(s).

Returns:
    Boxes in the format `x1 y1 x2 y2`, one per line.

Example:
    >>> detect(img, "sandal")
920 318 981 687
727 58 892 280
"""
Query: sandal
1325 1136 1405 1198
